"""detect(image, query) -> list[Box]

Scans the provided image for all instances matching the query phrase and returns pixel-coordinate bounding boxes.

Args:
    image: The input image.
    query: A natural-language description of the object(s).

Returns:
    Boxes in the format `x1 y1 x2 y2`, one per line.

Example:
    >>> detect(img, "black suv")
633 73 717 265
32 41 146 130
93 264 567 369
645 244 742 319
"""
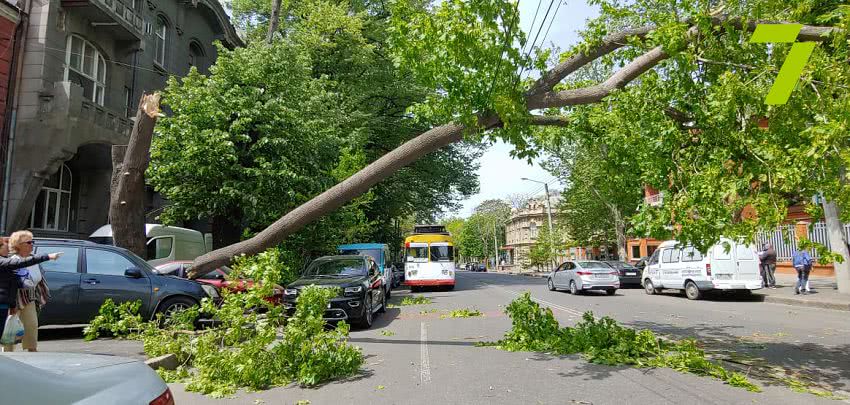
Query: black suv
32 238 217 325
283 255 386 328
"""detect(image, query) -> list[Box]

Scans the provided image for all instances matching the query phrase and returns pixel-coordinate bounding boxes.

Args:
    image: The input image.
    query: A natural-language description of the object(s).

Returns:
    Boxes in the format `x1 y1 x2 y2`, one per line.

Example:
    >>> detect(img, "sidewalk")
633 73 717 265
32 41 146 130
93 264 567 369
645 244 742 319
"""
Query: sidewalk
758 273 850 312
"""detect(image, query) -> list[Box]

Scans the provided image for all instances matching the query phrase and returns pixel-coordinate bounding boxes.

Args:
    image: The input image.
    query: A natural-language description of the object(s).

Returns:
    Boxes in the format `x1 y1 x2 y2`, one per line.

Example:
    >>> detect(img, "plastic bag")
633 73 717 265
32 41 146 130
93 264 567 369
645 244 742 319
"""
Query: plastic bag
1 314 24 345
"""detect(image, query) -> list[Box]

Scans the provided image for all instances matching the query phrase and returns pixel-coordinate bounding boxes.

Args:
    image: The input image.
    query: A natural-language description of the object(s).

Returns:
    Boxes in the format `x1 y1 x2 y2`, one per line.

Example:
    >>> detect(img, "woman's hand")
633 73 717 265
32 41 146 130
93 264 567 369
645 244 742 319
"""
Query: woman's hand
48 252 64 260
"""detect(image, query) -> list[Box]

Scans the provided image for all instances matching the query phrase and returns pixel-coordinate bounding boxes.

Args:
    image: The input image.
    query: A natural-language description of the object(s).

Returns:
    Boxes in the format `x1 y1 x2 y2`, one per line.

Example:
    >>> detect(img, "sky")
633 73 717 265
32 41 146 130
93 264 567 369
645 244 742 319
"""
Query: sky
453 0 600 218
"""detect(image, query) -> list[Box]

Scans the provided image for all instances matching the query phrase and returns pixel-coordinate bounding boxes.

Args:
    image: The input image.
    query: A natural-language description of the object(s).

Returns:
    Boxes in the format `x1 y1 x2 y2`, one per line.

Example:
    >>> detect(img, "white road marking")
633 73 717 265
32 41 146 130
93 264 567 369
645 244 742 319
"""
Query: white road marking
479 281 585 317
420 322 431 385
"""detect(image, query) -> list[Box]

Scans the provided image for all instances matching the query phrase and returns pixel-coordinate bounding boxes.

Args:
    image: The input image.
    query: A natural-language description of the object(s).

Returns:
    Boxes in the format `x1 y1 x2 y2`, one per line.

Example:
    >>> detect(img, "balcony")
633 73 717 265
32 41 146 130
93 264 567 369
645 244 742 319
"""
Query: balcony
61 0 144 41
37 82 132 144
644 192 663 206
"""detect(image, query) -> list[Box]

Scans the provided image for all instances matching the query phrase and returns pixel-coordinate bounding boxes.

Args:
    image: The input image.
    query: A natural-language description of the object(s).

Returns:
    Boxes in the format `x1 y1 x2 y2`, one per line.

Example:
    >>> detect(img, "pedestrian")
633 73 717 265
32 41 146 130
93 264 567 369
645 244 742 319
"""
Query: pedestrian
3 231 56 352
758 243 777 288
791 247 813 295
0 236 60 339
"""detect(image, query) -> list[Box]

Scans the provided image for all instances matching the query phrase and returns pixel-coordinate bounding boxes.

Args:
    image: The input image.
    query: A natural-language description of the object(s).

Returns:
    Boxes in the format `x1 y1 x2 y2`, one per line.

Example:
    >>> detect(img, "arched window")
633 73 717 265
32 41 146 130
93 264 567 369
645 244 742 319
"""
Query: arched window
65 35 106 105
188 41 205 70
155 16 168 66
30 164 73 232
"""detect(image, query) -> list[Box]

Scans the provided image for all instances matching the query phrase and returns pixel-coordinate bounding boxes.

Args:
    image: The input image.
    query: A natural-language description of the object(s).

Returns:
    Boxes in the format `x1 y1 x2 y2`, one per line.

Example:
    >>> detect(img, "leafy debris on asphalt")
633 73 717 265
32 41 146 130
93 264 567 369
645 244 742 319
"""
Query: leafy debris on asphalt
441 308 482 318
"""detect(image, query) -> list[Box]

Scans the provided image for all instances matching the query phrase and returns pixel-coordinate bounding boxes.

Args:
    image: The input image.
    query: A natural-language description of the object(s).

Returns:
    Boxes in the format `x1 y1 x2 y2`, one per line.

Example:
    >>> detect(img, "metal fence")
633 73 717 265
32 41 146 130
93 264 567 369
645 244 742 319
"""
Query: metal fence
755 222 850 261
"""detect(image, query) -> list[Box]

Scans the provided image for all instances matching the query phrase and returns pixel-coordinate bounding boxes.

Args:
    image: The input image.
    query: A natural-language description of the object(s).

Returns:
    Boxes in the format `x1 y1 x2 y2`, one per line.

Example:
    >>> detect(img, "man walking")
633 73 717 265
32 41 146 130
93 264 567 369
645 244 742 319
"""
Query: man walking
791 248 813 295
758 243 777 288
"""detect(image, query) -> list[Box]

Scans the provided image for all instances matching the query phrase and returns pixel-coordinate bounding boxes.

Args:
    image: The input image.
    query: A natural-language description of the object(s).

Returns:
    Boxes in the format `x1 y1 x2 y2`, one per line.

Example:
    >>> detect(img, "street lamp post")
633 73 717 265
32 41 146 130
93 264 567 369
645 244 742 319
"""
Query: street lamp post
521 177 555 270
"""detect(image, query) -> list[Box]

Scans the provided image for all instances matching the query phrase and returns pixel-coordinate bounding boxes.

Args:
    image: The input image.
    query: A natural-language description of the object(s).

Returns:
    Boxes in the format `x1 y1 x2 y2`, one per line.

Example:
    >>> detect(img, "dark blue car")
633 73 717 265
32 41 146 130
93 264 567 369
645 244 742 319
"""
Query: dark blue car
33 238 217 325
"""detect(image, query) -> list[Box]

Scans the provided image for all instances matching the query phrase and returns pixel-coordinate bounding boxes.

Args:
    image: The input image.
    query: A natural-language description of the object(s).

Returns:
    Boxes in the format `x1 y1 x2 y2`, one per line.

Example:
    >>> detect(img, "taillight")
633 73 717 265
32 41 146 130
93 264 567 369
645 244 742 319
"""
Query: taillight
610 271 619 276
705 263 712 276
150 388 174 405
576 271 592 276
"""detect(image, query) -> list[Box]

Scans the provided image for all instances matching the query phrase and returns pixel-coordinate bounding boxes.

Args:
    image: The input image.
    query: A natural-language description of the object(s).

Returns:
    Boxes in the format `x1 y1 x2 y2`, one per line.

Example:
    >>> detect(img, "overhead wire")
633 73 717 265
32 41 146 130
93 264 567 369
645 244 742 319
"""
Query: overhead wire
512 0 557 89
484 0 523 106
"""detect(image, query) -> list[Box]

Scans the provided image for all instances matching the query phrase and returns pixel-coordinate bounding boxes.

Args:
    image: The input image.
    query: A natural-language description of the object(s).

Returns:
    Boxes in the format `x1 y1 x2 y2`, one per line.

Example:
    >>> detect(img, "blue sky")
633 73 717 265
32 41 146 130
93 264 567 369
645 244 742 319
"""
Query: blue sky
453 0 599 218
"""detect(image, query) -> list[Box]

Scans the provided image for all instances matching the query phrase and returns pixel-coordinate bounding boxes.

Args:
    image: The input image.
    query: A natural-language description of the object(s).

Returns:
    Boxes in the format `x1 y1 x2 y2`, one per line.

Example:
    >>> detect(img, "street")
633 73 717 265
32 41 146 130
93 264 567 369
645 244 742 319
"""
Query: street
38 271 849 405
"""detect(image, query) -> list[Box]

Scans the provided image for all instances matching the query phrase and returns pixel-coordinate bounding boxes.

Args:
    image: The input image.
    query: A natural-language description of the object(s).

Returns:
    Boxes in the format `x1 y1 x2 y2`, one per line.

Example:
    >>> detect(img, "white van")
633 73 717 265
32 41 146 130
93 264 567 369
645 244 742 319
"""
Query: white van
89 224 210 267
642 238 762 300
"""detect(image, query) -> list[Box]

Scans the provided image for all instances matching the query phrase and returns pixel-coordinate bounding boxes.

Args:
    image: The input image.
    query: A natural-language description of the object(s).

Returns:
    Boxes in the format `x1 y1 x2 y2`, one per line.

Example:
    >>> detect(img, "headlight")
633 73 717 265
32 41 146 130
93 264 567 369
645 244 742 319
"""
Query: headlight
201 284 220 299
284 288 298 296
344 286 363 295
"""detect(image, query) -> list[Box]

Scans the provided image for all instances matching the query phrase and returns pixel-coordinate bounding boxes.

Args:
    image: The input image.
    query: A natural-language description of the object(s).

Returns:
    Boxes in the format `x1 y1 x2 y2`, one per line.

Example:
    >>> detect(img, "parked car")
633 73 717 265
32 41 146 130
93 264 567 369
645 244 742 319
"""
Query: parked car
33 238 218 325
153 261 284 305
337 243 394 299
283 255 386 328
642 238 761 300
547 260 620 295
603 261 642 287
89 223 212 267
477 263 487 272
0 352 173 405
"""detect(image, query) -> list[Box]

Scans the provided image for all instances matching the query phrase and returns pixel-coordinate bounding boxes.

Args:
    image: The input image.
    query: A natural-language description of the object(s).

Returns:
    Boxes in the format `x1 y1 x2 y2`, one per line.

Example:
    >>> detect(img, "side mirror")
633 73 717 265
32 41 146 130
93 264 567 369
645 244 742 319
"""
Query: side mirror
125 268 143 279
215 273 225 280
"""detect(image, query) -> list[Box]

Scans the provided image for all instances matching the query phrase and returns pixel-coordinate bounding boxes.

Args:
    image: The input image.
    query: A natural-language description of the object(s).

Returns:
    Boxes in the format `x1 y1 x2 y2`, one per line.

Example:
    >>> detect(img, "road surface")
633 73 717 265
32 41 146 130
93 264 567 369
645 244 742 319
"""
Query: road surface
38 271 850 404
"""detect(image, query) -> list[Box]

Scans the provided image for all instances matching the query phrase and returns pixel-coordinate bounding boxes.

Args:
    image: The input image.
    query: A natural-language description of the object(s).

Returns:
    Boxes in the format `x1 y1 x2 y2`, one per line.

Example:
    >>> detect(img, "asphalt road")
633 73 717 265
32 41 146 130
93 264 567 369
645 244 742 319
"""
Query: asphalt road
38 271 850 404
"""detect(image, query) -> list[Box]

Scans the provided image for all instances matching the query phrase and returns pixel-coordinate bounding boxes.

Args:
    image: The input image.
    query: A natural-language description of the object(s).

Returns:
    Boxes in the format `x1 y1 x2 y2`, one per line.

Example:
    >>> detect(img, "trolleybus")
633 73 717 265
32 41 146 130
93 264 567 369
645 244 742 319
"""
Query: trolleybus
403 225 455 291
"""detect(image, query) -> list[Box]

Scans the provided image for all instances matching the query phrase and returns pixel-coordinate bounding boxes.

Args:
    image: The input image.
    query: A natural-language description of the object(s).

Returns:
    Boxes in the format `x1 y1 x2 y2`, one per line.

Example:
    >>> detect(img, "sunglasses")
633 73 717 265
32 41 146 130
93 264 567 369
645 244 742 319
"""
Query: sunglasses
20 241 33 245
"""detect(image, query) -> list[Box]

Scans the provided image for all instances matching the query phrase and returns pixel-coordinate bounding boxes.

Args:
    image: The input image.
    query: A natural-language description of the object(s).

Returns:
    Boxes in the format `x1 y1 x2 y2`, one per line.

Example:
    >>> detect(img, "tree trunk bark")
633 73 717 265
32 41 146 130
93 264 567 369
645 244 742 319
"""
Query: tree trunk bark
110 93 161 259
612 207 627 261
109 145 127 206
822 199 850 294
267 0 282 44
188 122 470 277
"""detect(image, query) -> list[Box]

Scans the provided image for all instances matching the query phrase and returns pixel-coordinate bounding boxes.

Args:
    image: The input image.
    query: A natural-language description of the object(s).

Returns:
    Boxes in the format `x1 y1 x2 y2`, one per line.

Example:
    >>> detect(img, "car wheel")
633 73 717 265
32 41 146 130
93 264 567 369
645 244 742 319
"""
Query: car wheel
378 290 387 314
547 278 556 291
644 279 657 295
158 296 197 319
357 295 373 328
606 289 616 296
569 280 579 295
685 281 703 300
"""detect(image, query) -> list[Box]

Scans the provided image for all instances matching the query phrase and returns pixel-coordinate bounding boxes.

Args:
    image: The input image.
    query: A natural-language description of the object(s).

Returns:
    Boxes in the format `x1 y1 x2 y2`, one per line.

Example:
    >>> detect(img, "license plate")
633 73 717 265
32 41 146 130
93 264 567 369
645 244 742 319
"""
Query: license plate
626 272 636 276
592 274 608 279
715 274 732 280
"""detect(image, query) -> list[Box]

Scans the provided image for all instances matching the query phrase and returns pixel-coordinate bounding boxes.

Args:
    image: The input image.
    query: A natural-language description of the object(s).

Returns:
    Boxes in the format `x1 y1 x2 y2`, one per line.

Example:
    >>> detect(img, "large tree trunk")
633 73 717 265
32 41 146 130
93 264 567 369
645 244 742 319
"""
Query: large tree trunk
612 207 627 261
822 199 850 294
267 0 282 43
110 93 161 259
188 122 470 277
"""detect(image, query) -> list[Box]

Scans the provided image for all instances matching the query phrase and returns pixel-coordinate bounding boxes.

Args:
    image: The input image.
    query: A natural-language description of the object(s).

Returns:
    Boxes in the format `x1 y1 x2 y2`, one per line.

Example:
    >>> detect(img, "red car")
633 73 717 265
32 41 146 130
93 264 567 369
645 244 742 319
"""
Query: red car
154 261 284 305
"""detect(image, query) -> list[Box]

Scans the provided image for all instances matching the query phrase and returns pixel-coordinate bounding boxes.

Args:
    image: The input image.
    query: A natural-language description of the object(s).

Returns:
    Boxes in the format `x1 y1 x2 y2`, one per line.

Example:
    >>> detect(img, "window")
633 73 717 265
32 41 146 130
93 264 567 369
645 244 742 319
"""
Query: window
146 237 174 260
564 262 576 270
648 249 660 265
430 245 453 262
406 245 428 262
670 249 680 262
713 243 732 260
155 16 167 67
85 249 137 276
530 222 538 239
631 245 641 260
35 246 79 273
30 164 72 231
647 245 658 257
681 246 704 262
65 35 106 105
124 86 133 117
188 41 205 70
661 249 673 263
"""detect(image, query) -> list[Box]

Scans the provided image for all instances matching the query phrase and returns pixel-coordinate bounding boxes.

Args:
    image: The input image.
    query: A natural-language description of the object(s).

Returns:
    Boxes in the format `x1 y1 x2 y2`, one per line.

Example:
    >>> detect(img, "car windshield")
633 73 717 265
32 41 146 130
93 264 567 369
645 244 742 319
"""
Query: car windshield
406 246 428 262
339 248 380 263
578 261 611 269
304 258 366 277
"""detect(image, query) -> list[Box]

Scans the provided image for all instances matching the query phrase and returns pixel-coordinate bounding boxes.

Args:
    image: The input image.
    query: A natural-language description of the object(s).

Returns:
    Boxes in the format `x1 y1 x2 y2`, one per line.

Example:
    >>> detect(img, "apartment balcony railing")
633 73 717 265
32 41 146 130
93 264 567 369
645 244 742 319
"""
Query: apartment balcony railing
61 0 144 41
644 193 663 206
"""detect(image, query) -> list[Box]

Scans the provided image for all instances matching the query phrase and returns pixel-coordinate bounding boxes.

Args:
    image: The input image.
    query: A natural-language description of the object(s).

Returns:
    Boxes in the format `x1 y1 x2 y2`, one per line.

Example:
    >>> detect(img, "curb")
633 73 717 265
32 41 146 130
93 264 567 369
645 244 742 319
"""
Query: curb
763 295 850 312
145 354 178 370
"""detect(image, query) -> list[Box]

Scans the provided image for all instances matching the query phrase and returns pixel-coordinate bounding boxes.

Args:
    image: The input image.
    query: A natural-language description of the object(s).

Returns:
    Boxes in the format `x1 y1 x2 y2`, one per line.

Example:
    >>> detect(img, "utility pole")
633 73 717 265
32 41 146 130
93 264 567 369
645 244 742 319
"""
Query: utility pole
493 220 499 269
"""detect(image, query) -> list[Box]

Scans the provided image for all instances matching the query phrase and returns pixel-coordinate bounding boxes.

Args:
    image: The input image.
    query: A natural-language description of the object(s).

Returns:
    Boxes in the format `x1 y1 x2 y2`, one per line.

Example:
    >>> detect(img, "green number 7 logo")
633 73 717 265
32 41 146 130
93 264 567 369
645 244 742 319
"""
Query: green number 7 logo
750 24 818 105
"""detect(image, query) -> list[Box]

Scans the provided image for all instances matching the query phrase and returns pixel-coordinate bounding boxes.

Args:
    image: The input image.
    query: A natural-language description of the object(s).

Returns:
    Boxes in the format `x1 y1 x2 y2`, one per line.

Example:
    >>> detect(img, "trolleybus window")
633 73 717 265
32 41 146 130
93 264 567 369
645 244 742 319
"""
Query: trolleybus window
406 245 428 262
430 245 454 262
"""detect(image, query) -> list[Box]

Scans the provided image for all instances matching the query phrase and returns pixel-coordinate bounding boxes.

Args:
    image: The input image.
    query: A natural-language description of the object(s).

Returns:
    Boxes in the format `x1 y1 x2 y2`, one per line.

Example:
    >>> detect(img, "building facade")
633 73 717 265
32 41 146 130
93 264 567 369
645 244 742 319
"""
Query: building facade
503 192 569 271
0 0 240 238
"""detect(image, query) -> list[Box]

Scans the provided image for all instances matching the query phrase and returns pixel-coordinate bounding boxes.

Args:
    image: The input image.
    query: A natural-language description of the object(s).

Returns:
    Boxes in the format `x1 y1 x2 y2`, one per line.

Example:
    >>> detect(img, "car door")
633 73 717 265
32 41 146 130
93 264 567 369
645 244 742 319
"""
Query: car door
660 247 683 288
78 248 153 323
34 245 81 326
710 242 736 282
367 259 382 308
733 243 759 284
551 263 567 287
559 261 576 287
645 249 661 287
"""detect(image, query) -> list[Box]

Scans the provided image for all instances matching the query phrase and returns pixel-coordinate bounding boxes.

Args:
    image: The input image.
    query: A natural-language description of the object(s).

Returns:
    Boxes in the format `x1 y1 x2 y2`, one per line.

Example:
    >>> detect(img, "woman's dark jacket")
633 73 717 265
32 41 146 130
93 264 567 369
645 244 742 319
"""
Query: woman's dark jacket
0 254 50 308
